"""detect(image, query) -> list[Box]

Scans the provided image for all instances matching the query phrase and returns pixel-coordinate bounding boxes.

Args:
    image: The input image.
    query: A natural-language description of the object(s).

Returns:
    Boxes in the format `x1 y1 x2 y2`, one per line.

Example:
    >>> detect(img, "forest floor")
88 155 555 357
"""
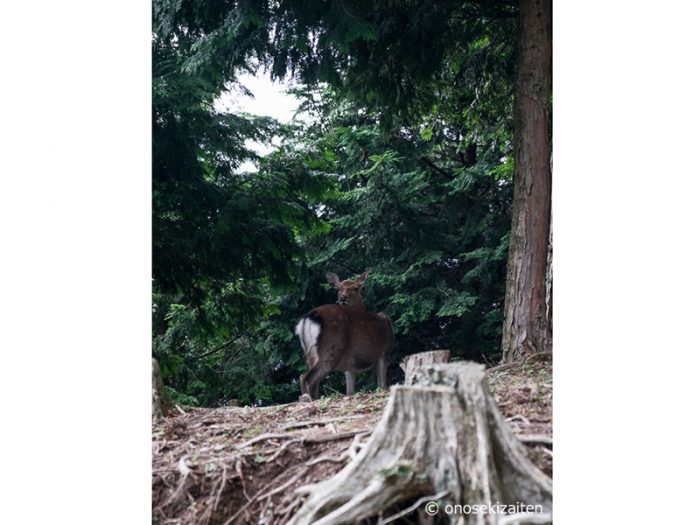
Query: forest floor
152 355 552 525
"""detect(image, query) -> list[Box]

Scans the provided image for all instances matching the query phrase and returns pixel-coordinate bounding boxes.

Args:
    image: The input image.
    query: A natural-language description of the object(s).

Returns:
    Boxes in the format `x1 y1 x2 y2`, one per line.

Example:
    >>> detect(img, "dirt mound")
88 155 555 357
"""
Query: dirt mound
153 357 552 524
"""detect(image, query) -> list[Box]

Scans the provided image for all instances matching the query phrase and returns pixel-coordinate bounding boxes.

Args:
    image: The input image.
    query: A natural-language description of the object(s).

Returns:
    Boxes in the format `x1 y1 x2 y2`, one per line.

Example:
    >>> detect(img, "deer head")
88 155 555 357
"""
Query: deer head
325 270 370 308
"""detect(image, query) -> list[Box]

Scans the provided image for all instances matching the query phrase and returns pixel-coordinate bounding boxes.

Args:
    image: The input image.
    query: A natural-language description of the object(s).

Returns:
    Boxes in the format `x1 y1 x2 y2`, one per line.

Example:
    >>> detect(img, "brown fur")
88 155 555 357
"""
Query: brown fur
296 271 394 399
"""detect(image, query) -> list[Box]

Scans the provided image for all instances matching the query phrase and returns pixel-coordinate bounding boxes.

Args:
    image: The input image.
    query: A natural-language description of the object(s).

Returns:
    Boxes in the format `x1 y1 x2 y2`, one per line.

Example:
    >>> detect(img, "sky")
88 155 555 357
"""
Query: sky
215 72 301 123
215 72 303 172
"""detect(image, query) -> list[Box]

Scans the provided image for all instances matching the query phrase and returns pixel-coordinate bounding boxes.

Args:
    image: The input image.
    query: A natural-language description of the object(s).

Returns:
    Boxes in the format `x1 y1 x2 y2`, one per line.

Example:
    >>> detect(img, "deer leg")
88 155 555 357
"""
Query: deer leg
345 371 356 396
377 356 388 389
310 375 320 400
299 343 321 396
300 366 324 399
302 359 336 400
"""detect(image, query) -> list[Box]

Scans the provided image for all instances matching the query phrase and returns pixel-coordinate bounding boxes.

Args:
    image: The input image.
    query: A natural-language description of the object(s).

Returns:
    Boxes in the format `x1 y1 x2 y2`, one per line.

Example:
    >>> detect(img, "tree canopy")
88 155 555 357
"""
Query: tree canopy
152 0 550 406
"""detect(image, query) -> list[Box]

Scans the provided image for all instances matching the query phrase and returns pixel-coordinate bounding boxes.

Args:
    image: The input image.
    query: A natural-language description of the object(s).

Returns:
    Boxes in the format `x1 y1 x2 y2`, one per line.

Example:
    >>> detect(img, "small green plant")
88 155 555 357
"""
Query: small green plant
242 424 263 440
379 459 414 479
490 370 509 383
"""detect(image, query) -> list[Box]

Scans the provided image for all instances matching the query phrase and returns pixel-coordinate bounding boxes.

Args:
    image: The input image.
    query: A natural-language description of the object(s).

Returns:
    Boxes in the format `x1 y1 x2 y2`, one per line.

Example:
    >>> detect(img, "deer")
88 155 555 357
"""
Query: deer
295 270 394 400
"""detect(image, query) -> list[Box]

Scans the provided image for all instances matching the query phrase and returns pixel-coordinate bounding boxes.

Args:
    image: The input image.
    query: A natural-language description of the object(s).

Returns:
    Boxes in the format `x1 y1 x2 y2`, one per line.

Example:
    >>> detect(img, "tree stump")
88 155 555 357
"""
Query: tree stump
401 350 451 385
152 358 171 419
289 362 552 525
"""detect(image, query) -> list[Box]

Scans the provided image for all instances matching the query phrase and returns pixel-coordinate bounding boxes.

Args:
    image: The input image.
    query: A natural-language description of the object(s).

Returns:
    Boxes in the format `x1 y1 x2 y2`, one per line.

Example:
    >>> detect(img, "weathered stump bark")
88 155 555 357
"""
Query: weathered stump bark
401 350 451 385
152 358 171 419
290 362 552 525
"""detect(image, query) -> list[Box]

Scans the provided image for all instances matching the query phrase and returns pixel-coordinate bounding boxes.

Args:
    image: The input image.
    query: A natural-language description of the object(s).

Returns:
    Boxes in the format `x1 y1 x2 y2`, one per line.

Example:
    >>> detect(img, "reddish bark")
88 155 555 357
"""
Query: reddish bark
501 0 552 363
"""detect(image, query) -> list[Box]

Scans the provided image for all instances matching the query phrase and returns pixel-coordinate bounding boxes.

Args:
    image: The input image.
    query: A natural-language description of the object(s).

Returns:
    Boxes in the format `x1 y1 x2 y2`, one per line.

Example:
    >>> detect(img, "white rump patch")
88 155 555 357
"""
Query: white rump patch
294 319 304 338
295 317 321 362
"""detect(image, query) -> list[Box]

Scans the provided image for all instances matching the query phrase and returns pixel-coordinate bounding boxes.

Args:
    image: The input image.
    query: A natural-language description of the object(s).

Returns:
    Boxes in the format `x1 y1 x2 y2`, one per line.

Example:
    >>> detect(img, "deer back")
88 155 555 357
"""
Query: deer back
320 304 392 364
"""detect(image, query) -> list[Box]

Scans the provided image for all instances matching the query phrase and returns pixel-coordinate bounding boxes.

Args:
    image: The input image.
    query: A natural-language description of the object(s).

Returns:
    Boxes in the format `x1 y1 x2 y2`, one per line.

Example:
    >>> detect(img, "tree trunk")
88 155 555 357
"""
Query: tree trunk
400 350 451 385
289 362 552 525
545 210 553 349
152 358 171 419
501 0 553 363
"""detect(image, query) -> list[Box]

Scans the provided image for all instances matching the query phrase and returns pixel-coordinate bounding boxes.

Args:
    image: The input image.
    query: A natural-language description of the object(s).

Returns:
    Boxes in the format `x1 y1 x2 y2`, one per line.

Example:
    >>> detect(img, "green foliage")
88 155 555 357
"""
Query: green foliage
305 91 512 363
152 0 518 406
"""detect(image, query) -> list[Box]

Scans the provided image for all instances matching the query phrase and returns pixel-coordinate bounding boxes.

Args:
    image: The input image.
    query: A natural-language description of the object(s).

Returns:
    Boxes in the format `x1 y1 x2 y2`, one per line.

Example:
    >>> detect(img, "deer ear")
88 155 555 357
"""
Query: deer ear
325 272 341 289
357 270 370 285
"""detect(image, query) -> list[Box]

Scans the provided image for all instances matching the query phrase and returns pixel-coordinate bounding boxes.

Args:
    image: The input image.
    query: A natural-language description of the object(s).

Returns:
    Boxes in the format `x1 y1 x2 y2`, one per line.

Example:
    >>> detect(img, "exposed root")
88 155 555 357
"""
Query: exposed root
153 391 390 524
518 434 553 447
153 359 552 524
289 362 552 525
378 490 450 525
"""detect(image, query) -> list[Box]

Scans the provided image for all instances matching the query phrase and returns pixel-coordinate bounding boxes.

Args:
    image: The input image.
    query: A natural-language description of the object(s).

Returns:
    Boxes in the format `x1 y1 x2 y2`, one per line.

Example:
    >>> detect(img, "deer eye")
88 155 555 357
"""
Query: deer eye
354 287 359 291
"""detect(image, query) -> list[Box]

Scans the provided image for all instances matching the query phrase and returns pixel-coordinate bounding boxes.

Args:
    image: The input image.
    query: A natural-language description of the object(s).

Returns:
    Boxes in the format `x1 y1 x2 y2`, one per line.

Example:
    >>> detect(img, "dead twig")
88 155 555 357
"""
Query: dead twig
506 414 531 425
279 499 302 523
306 454 349 467
235 458 251 502
236 432 295 450
347 430 371 460
212 465 228 512
265 438 304 463
303 429 370 444
281 415 364 431
256 468 308 502
223 466 309 525
487 351 552 374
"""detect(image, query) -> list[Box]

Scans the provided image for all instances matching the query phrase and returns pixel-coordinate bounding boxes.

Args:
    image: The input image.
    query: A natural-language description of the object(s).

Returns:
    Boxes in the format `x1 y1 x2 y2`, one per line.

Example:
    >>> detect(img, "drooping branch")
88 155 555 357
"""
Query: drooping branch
188 334 243 361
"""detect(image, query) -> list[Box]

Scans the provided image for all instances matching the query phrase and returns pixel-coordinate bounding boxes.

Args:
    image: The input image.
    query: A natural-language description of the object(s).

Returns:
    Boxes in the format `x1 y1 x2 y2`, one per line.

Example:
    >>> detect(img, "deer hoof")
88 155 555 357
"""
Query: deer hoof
298 393 313 403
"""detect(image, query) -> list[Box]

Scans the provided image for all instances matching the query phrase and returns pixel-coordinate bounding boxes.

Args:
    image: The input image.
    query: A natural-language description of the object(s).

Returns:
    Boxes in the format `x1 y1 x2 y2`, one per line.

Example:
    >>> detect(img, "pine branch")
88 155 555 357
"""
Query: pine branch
188 335 243 361
420 156 453 179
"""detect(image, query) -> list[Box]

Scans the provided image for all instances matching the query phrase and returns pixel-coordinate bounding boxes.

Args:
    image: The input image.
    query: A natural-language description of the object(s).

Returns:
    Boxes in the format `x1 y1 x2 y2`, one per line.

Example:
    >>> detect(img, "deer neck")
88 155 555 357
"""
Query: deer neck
345 298 366 311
